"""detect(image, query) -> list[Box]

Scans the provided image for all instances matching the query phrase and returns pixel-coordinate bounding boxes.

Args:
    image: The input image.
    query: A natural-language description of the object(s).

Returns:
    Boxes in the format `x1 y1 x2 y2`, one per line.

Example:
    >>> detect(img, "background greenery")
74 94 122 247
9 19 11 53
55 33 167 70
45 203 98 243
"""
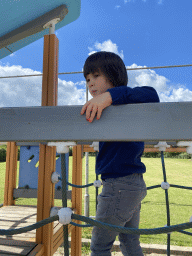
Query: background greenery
0 145 192 249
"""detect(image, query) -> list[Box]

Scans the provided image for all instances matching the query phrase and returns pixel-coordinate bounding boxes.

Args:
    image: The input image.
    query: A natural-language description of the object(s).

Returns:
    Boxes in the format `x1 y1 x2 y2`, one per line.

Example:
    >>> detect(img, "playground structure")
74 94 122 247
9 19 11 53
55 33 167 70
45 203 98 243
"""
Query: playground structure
0 57 192 256
0 73 191 255
0 30 83 255
0 1 192 256
1 132 192 256
0 2 81 254
0 141 97 255
0 140 192 256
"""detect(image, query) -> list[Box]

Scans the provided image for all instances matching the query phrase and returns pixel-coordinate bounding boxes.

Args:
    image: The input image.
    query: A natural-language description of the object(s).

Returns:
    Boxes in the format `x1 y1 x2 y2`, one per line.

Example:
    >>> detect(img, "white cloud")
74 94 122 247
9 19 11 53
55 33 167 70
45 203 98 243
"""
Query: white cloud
0 64 86 107
115 5 121 9
88 51 97 56
126 64 192 102
88 39 124 60
160 87 192 102
0 65 42 107
58 80 86 105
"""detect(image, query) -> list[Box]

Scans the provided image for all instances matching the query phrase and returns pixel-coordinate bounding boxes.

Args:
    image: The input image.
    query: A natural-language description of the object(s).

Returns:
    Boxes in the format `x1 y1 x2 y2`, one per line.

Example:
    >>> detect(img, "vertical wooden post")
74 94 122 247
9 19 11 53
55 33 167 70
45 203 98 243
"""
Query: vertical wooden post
36 34 59 256
4 142 18 206
71 145 82 256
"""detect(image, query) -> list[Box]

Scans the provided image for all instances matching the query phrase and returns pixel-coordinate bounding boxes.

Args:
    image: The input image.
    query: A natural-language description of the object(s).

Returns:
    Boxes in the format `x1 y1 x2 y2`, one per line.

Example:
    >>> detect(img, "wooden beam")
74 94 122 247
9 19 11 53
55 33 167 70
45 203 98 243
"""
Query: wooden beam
36 34 58 256
83 145 188 153
4 142 18 206
83 145 95 152
4 143 11 206
28 244 44 256
144 147 187 153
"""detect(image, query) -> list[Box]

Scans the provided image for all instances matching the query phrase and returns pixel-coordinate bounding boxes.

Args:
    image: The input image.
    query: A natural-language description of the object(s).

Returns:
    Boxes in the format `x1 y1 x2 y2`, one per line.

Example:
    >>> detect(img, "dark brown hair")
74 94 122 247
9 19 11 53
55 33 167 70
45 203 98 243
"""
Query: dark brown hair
83 51 128 87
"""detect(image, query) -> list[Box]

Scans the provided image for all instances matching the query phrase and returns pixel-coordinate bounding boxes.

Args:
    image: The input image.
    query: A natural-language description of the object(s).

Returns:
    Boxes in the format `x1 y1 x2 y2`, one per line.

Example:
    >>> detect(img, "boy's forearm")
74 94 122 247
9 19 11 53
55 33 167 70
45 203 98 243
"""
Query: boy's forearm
107 86 159 105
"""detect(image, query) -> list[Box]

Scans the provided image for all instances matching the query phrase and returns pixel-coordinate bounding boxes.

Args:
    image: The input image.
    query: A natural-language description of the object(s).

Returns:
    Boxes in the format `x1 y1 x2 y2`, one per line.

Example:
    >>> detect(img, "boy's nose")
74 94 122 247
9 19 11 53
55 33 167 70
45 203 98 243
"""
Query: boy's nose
88 81 94 87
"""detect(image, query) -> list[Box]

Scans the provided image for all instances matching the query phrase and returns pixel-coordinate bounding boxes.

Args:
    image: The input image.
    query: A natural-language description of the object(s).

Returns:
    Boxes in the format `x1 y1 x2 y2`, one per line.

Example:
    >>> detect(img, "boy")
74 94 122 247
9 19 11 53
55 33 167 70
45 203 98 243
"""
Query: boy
81 51 160 256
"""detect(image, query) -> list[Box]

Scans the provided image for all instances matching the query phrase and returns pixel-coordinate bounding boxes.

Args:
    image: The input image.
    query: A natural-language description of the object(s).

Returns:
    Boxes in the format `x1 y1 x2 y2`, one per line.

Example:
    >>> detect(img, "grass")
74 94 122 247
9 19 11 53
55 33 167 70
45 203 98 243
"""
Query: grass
0 155 192 250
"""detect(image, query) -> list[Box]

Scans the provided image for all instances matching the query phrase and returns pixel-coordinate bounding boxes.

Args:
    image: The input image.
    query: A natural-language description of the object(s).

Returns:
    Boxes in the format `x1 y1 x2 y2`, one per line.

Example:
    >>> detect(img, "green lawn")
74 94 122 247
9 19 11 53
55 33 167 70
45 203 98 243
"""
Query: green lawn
0 156 192 248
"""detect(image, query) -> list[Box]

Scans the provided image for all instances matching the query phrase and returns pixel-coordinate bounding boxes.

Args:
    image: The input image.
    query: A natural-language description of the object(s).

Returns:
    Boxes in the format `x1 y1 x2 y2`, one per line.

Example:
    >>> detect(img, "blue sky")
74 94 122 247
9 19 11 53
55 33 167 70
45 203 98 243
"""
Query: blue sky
0 0 192 107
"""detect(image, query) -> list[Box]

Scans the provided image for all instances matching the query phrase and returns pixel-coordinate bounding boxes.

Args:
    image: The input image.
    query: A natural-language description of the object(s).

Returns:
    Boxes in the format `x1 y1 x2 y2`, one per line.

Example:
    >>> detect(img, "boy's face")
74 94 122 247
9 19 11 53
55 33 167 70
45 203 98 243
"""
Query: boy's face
86 70 114 98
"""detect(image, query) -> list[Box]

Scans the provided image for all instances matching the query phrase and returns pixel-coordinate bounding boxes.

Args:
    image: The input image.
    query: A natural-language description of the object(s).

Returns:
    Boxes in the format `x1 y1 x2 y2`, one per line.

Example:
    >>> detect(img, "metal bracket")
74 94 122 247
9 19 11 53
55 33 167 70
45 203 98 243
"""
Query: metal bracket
43 18 60 34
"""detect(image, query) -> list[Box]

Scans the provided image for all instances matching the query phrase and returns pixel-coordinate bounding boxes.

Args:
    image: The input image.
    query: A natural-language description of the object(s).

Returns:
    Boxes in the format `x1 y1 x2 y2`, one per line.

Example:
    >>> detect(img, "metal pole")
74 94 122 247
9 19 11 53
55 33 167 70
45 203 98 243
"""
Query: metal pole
84 152 89 217
84 84 90 217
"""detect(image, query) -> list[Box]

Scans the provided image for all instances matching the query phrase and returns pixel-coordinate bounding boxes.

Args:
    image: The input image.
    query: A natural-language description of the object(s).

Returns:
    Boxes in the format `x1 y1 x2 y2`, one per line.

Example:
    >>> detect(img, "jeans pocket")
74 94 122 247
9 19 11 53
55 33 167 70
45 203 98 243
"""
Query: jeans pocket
96 194 116 219
114 189 147 222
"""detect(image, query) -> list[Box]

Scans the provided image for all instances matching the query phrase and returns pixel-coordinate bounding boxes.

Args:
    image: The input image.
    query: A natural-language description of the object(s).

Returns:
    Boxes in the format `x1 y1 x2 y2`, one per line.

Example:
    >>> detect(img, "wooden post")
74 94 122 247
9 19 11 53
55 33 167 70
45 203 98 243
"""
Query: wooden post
71 145 82 256
4 142 18 206
36 34 59 256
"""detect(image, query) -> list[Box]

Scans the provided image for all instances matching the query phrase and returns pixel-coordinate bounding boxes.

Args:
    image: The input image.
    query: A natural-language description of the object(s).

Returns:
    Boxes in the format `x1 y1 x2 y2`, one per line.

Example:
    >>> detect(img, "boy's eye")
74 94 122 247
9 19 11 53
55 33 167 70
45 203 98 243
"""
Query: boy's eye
86 78 90 83
94 73 99 77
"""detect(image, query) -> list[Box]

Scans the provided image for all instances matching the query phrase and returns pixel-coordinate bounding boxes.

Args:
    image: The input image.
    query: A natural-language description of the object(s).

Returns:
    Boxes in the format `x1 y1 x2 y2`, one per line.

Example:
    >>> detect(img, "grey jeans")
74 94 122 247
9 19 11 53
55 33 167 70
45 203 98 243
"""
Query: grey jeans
90 173 147 256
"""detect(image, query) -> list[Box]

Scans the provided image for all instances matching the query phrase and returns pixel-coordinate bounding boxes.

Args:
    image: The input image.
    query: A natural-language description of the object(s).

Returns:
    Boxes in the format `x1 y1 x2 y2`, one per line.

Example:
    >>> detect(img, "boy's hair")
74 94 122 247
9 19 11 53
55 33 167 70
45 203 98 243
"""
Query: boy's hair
83 51 128 87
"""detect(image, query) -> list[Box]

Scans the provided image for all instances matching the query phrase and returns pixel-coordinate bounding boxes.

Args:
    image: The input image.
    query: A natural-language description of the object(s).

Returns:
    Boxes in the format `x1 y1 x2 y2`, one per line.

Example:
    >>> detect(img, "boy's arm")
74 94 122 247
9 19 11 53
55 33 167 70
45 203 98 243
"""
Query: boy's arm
107 86 160 105
81 86 159 122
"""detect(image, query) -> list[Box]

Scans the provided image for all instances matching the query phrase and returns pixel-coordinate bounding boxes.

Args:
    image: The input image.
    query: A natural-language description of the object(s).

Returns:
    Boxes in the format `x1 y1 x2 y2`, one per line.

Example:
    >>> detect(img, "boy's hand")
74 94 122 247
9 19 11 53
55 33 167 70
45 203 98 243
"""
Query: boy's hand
81 92 112 122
